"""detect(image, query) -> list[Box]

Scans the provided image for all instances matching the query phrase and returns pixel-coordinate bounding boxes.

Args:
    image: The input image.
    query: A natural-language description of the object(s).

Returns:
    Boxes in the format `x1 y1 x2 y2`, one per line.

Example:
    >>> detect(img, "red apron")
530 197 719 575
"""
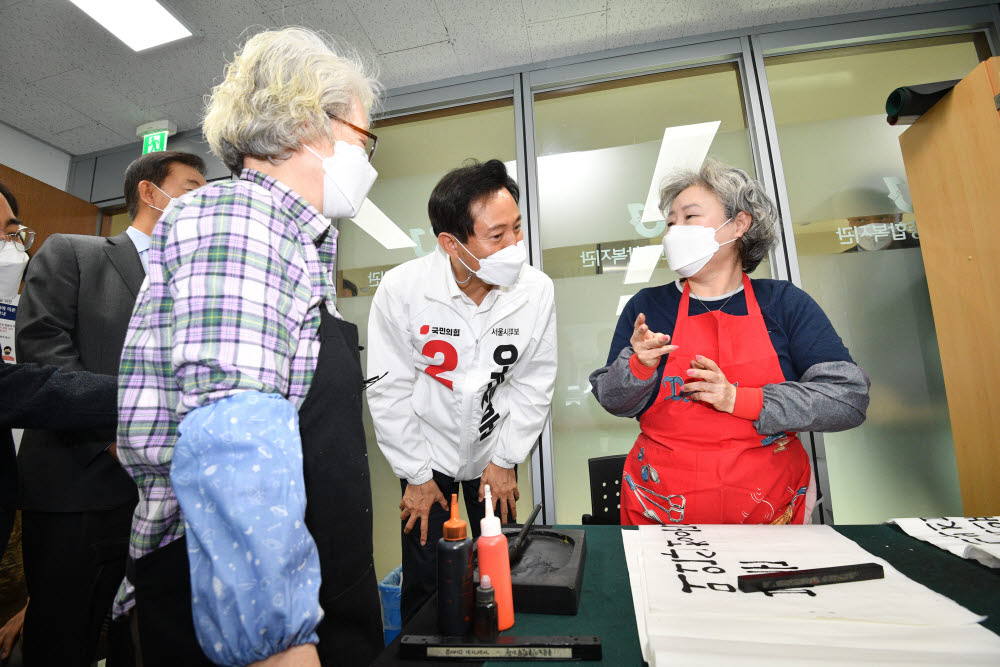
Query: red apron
620 275 811 526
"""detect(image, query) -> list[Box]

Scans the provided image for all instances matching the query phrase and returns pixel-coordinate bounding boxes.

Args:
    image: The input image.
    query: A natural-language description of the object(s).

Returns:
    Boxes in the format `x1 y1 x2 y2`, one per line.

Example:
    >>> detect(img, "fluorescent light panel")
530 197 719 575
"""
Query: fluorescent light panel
69 0 191 52
616 295 634 317
623 244 664 285
641 121 721 224
351 199 417 250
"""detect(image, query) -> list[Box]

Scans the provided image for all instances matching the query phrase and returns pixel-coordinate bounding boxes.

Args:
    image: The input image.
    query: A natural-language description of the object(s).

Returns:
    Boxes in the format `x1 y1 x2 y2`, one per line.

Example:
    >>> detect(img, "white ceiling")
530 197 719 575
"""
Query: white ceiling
0 0 943 156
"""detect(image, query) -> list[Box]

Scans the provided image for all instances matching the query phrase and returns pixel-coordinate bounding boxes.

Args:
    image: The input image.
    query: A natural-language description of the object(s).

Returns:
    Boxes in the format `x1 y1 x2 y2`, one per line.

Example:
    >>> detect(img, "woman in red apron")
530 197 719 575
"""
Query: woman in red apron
623 273 811 525
591 160 870 526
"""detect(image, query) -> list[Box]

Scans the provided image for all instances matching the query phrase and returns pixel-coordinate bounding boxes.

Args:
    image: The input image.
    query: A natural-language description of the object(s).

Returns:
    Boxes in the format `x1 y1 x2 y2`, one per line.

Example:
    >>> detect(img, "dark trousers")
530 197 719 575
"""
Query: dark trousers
21 507 136 667
131 537 214 667
399 467 516 625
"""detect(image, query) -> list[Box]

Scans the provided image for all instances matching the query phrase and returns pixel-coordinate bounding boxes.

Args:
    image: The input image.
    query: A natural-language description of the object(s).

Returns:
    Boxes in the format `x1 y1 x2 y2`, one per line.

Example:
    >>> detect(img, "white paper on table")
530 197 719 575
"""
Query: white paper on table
623 244 664 285
624 525 1000 666
637 524 985 626
640 121 721 224
647 621 1000 667
622 530 649 664
349 198 417 249
890 516 1000 568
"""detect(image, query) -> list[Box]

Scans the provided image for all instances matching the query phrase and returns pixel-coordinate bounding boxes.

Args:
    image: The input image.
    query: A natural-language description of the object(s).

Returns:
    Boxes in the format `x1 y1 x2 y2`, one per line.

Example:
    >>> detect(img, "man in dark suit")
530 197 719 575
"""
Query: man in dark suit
2 183 21 555
5 182 111 560
14 151 206 666
0 362 120 664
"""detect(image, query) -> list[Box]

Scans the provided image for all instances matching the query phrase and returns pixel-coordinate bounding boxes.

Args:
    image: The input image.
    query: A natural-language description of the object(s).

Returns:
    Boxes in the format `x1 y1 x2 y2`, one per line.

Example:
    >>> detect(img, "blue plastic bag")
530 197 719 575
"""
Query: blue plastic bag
378 565 403 645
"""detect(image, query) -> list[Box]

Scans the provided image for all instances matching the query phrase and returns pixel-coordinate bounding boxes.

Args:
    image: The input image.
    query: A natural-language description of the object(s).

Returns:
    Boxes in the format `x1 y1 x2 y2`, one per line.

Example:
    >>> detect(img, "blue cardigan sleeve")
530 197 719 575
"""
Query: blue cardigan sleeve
778 282 854 377
170 391 322 665
606 295 640 365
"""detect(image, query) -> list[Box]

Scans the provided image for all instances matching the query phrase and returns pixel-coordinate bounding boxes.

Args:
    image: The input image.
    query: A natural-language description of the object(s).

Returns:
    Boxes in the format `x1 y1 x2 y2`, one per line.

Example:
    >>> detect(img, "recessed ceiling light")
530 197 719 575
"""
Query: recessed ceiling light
68 0 192 52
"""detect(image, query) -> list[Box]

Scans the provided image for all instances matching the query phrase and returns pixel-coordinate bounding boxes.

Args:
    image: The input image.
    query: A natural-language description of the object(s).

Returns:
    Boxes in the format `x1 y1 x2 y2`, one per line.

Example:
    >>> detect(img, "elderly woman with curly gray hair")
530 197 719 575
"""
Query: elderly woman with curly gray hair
115 27 383 667
591 160 870 526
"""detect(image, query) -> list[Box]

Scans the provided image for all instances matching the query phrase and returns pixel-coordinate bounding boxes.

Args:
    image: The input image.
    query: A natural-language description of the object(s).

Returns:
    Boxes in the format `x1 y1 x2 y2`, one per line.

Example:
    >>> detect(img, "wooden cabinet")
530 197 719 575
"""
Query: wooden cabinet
0 164 101 253
899 57 1000 515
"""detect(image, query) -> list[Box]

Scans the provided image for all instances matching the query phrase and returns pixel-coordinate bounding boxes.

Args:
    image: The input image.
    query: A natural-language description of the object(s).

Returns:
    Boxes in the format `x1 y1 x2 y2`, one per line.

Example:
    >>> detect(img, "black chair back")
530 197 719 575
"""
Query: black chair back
581 454 627 525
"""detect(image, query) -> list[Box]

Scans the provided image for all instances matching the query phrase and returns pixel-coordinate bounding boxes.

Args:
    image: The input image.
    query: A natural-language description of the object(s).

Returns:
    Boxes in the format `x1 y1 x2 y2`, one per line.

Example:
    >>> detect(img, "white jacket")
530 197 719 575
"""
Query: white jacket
366 247 557 485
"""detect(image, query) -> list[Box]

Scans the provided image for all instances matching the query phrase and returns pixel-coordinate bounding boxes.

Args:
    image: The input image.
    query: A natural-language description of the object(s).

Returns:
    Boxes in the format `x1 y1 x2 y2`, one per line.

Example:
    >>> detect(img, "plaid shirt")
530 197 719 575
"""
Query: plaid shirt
113 169 338 614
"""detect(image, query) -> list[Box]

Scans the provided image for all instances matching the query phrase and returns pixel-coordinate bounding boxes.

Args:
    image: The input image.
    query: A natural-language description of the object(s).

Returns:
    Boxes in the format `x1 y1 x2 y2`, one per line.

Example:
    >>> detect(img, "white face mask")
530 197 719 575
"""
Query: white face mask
662 217 736 278
304 141 378 219
453 238 526 288
148 182 177 213
0 241 28 299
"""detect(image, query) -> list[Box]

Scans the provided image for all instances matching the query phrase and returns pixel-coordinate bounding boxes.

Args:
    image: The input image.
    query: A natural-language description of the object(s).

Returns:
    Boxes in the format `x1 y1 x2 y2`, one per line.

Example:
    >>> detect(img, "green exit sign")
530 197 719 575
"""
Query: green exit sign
142 131 169 154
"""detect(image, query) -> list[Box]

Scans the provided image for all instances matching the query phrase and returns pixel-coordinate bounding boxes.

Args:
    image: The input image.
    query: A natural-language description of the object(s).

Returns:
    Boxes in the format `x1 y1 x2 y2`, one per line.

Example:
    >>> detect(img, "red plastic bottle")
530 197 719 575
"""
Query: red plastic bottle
477 484 514 631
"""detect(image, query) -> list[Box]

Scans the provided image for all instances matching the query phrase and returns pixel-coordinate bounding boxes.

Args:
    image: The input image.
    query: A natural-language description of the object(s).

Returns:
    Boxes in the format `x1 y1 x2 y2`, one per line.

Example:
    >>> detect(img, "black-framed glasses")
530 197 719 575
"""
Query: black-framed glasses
1 225 34 252
327 113 378 161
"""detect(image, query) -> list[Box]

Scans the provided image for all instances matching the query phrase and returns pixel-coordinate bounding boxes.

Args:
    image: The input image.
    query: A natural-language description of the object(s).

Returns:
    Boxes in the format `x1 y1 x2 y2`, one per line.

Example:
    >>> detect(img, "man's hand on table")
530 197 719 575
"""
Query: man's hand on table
400 479 448 546
0 602 25 660
479 462 518 524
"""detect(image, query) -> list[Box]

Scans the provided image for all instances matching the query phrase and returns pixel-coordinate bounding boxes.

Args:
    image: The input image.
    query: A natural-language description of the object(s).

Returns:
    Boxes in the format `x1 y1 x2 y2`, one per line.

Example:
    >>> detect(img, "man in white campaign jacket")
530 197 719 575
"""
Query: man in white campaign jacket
367 159 557 623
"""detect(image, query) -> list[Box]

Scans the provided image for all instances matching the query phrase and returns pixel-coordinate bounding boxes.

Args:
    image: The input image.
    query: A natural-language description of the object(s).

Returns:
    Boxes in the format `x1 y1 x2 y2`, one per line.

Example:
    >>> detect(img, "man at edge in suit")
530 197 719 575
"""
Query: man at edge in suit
14 151 206 666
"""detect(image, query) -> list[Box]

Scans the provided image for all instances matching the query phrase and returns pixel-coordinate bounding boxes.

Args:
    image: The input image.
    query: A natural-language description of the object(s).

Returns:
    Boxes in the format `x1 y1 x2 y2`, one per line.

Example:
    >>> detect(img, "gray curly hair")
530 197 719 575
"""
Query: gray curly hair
203 27 382 173
658 159 779 273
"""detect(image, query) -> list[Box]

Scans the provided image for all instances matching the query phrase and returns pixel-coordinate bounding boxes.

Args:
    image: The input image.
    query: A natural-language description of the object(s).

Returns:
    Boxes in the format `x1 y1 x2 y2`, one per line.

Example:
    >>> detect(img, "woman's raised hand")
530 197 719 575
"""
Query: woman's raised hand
630 313 678 369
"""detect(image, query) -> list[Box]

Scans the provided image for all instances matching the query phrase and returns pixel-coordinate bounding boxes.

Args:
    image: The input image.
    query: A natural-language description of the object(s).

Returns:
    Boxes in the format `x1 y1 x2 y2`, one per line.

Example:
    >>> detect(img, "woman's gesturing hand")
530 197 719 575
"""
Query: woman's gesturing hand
630 313 678 369
684 355 736 413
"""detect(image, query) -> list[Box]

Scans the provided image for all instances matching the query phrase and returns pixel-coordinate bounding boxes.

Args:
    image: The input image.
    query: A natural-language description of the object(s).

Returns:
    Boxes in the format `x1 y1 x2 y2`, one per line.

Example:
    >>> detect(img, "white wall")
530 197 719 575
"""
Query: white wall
0 121 71 191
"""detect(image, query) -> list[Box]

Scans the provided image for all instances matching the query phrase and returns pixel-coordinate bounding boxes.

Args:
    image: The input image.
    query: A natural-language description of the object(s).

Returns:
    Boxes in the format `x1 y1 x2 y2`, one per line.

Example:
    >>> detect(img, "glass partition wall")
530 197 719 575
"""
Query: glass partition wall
345 8 997 572
530 61 765 524
762 32 992 523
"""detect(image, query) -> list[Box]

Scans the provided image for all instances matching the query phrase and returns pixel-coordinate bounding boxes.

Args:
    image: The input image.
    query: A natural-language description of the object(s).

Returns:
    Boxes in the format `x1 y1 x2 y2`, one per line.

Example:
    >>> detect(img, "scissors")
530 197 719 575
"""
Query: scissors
625 473 685 523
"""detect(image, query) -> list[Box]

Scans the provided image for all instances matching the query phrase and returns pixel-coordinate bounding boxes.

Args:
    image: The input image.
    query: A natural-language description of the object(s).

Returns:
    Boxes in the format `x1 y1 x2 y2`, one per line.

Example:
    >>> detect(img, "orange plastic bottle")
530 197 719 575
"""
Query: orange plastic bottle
477 484 514 631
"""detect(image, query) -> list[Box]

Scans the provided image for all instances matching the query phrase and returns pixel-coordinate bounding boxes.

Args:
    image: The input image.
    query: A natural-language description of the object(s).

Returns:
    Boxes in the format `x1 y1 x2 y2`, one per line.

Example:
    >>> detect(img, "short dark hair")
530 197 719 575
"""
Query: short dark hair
0 181 19 217
428 159 519 243
124 151 206 220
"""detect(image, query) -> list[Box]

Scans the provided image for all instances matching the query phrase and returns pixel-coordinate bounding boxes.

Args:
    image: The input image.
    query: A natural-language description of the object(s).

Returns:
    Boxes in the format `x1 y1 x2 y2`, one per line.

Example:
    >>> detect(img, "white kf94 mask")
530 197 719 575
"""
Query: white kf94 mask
305 141 377 219
453 238 526 287
662 217 735 278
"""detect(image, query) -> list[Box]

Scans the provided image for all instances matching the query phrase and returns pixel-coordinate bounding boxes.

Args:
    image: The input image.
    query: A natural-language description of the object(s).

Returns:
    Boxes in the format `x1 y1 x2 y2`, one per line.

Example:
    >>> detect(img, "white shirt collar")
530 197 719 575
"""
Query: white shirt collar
125 225 151 253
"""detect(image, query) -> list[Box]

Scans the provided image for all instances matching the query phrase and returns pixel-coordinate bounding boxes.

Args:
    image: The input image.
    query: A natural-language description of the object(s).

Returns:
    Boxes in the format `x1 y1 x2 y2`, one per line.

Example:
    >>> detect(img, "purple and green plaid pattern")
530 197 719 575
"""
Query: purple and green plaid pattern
113 169 337 613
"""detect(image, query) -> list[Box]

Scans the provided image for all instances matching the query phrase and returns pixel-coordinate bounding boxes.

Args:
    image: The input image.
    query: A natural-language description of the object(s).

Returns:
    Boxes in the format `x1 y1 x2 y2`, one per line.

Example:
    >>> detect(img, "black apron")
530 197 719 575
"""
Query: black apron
132 309 383 666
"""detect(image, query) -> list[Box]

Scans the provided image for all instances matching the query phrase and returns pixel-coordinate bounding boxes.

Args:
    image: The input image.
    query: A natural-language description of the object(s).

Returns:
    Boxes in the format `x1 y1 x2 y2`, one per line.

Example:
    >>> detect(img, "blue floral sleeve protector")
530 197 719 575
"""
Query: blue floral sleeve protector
170 391 323 665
